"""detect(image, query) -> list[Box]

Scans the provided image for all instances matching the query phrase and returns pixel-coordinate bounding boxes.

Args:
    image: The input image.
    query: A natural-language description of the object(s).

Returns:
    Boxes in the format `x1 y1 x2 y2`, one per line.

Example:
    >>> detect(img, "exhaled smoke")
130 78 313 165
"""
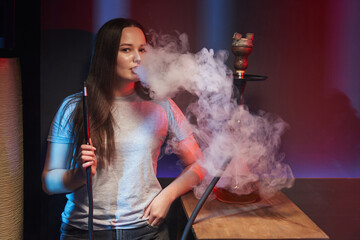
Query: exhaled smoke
135 32 294 199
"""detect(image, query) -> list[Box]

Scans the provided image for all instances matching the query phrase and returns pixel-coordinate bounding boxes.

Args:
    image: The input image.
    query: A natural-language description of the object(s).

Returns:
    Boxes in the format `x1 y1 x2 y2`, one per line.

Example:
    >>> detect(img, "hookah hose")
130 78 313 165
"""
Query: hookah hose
181 157 232 240
83 81 94 240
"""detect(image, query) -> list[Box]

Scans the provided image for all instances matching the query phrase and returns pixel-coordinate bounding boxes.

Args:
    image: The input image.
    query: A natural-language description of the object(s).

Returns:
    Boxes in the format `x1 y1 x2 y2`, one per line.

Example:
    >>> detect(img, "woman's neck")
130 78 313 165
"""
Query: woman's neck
114 82 135 97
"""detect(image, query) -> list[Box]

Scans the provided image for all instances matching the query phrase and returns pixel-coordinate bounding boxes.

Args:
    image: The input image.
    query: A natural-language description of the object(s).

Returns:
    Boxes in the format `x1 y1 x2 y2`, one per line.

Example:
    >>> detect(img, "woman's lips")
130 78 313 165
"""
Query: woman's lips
131 66 139 74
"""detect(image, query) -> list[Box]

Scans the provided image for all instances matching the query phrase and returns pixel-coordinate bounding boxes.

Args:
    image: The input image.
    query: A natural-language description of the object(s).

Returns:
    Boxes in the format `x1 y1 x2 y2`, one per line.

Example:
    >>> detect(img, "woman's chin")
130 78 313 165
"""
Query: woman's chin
132 75 141 82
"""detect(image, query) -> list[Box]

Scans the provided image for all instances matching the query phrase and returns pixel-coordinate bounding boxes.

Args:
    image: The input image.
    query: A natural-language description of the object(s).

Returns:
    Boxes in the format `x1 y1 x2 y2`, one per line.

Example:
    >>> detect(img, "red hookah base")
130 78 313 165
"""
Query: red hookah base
213 186 261 204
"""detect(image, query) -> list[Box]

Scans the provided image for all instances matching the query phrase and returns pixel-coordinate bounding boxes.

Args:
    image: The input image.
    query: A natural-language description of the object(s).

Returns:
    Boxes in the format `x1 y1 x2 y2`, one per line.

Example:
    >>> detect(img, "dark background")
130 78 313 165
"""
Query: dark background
3 0 359 239
39 0 360 179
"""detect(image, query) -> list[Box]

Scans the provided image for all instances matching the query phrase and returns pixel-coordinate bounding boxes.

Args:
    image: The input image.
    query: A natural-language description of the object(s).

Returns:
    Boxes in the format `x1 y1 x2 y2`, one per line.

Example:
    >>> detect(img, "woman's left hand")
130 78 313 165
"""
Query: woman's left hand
142 190 173 226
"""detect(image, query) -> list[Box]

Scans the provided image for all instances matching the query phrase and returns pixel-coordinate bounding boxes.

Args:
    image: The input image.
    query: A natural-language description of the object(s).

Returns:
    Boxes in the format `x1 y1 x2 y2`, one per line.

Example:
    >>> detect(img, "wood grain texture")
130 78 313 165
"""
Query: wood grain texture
181 191 329 239
0 58 23 240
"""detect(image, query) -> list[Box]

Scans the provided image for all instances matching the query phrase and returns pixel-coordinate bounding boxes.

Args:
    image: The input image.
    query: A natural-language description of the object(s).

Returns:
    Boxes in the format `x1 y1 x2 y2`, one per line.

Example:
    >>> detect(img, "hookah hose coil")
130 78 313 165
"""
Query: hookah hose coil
181 157 232 240
83 81 94 240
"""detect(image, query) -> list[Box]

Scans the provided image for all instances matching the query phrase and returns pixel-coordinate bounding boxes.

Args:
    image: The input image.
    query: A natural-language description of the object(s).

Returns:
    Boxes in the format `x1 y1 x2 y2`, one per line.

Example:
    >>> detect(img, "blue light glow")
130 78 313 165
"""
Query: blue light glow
93 0 130 33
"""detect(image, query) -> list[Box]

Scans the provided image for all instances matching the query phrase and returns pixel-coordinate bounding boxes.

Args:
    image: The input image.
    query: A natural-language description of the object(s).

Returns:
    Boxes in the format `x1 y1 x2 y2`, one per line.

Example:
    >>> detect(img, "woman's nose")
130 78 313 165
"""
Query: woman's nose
134 51 141 64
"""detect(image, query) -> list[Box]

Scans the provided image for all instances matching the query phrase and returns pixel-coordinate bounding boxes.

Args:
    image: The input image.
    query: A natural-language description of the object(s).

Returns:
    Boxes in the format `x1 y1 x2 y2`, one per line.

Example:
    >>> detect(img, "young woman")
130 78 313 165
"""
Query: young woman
42 18 204 240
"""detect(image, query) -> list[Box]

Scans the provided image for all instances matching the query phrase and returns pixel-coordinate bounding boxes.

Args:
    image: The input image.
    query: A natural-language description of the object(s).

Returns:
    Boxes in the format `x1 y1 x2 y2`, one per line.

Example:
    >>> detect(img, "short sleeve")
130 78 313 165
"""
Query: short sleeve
47 95 78 144
166 98 193 141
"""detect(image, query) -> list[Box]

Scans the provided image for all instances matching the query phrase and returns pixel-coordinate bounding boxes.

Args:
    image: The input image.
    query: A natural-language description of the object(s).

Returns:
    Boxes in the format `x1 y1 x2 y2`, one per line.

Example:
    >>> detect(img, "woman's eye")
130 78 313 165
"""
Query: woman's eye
139 48 146 53
120 48 130 52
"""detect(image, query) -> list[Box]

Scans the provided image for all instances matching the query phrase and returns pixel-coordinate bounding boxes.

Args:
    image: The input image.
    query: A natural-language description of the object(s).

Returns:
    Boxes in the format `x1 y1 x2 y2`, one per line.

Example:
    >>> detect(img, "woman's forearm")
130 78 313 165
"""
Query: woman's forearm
161 163 201 202
162 134 206 200
42 167 86 195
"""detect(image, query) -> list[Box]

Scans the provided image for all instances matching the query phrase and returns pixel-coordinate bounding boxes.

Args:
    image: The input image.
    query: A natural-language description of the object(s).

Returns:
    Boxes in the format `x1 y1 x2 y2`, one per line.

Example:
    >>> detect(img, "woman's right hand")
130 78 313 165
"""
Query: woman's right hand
78 138 97 178
43 140 97 194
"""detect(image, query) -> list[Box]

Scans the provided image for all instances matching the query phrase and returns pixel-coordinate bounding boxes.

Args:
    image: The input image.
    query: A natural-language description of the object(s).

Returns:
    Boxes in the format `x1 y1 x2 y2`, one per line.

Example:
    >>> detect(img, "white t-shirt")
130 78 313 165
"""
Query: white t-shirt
48 92 192 230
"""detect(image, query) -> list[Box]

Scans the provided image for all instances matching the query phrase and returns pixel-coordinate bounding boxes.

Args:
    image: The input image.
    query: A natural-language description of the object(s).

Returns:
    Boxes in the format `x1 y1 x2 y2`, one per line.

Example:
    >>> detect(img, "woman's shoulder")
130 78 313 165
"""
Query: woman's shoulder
63 92 82 104
151 97 175 109
48 93 81 143
60 92 82 109
55 92 82 120
150 98 187 122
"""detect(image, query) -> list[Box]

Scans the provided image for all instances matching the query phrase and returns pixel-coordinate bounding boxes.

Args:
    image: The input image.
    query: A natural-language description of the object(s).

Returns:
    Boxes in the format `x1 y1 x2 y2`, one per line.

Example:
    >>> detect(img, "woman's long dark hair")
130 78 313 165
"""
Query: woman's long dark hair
68 18 148 168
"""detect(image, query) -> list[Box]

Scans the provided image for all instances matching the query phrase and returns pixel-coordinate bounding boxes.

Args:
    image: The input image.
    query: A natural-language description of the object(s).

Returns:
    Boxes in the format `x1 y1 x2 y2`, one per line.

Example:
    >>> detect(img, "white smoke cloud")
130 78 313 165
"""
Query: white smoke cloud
135 32 294 199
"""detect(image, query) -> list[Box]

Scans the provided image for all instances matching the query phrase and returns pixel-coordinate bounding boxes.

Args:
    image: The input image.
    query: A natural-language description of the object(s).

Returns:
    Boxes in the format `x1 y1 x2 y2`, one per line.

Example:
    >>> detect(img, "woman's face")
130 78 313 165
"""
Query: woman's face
115 27 146 83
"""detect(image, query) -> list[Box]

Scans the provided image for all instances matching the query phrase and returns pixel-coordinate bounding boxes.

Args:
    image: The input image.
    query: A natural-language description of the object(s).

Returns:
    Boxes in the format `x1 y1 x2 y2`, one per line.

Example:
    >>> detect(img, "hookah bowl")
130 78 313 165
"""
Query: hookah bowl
213 32 265 204
232 32 254 79
231 33 266 105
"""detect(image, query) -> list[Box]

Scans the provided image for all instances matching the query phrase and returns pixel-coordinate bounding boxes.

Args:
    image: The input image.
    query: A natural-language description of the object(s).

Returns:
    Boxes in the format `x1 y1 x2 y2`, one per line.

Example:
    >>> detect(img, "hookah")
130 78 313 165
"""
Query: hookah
181 33 267 240
232 32 267 105
213 32 267 203
83 81 94 240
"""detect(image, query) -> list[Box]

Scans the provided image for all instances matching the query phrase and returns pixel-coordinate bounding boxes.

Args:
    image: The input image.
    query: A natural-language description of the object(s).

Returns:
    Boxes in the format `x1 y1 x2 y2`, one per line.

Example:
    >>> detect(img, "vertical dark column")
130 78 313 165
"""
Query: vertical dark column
15 0 41 238
0 0 15 51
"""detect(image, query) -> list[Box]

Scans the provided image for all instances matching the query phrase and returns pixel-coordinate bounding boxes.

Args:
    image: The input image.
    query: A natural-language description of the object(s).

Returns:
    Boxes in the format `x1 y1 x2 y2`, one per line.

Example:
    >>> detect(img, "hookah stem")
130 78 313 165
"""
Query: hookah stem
181 157 232 240
240 81 247 105
83 81 94 240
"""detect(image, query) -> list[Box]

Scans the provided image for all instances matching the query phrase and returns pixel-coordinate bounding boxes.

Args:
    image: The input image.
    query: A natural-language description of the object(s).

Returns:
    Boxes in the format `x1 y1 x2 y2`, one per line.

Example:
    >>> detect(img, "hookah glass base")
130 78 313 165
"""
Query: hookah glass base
213 185 260 204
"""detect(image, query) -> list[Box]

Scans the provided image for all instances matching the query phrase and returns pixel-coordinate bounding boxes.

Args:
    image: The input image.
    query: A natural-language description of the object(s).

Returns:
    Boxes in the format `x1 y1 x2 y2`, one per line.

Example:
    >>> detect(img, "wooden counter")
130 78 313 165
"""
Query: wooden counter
181 191 329 239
